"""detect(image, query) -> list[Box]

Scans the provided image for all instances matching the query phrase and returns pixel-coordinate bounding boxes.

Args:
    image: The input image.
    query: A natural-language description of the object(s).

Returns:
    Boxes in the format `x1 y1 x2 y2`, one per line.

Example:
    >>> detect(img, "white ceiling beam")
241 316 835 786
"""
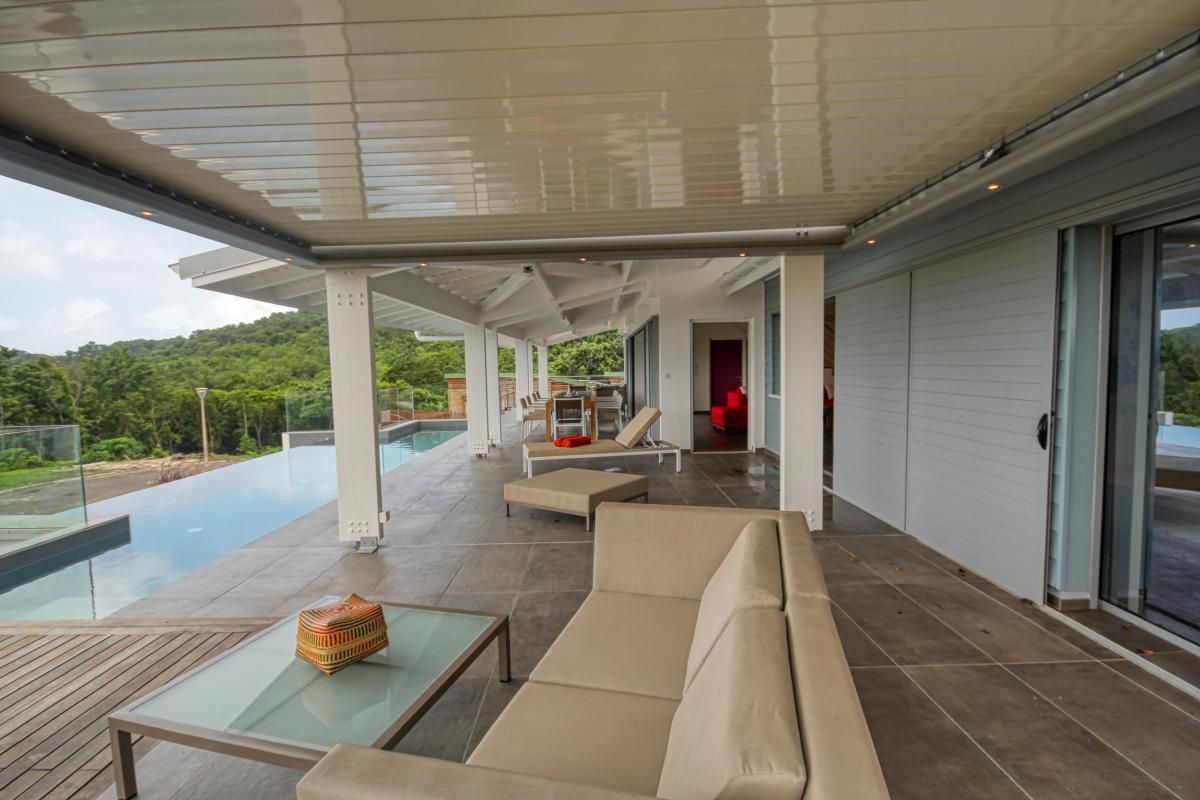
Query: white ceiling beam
485 279 645 327
530 264 571 329
724 257 781 296
370 270 481 326
613 260 637 315
435 271 510 296
480 273 532 311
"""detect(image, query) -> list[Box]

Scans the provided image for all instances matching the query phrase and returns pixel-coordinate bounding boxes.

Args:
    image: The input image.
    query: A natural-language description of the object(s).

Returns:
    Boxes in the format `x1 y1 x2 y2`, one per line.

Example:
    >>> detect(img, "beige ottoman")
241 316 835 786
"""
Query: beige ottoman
503 468 649 530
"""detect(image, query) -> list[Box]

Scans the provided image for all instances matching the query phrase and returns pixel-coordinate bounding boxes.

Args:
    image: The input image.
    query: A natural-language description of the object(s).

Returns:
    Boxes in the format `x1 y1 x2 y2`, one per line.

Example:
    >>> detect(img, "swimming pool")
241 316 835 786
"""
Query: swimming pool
0 429 462 620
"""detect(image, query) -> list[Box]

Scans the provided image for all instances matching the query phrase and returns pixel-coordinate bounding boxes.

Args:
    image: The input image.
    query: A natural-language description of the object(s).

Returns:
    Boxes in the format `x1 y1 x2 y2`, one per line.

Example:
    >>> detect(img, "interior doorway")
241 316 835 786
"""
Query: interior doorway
691 321 749 452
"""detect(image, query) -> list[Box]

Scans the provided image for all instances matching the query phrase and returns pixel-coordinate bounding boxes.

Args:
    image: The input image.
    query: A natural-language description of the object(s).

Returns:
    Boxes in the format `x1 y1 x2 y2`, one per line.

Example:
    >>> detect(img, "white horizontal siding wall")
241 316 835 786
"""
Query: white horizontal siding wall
833 273 910 529
905 232 1057 601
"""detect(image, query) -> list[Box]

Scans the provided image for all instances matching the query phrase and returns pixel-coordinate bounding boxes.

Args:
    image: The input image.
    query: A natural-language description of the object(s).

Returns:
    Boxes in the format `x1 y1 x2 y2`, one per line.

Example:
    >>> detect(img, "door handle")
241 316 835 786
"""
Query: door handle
1036 413 1049 450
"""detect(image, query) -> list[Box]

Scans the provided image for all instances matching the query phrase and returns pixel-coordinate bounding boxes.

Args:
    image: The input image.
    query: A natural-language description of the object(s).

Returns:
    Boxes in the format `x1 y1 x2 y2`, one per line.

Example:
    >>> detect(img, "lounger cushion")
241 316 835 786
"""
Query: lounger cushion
531 591 700 701
658 609 806 800
615 407 662 449
468 682 677 796
504 468 648 515
685 519 784 688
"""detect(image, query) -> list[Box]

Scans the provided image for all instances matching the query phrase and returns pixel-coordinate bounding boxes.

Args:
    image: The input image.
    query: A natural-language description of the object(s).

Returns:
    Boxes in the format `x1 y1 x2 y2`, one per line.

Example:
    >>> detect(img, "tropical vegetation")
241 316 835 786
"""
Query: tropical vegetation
0 311 624 458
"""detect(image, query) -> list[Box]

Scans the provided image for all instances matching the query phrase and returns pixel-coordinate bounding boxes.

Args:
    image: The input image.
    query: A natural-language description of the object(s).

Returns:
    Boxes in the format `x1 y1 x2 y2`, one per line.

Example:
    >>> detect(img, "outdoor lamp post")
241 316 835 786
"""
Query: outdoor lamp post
195 387 209 463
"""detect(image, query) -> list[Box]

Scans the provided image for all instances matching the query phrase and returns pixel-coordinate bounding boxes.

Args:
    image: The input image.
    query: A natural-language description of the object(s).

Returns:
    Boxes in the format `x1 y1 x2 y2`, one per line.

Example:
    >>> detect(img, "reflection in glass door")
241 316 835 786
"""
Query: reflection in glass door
1102 216 1200 643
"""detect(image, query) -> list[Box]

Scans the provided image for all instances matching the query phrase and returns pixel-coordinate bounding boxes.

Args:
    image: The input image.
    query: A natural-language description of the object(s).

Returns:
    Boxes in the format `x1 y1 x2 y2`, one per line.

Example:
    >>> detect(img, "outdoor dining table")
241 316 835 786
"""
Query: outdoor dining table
544 395 598 441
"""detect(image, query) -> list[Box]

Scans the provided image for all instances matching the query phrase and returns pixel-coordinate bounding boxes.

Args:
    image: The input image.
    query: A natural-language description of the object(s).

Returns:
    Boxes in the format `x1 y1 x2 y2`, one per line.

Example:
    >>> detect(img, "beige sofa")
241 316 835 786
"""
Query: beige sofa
297 504 889 800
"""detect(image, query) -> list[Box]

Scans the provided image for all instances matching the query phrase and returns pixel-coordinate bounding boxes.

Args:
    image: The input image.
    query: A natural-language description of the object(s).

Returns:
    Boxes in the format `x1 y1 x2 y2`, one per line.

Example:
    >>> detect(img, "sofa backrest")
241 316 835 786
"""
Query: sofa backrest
658 609 806 800
595 506 888 800
593 503 889 800
684 518 783 690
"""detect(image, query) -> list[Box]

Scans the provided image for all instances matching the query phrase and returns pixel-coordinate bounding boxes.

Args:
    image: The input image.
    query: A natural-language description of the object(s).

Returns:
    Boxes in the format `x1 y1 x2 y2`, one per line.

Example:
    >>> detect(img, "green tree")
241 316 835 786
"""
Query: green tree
548 331 624 376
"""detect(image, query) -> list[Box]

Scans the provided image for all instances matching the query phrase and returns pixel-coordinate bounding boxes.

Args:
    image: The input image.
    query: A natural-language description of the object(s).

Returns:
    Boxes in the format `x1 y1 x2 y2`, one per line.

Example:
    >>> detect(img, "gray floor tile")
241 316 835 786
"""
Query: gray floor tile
832 604 892 667
508 590 587 678
831 583 985 666
522 542 593 592
1008 661 1200 797
394 676 490 762
444 544 533 594
899 582 1086 664
908 664 1176 799
852 667 1026 800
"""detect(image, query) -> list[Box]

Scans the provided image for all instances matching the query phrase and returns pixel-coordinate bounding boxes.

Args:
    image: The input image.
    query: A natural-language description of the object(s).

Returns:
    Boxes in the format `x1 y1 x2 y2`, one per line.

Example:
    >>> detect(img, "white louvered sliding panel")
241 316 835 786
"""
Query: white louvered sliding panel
905 232 1057 601
833 273 911 529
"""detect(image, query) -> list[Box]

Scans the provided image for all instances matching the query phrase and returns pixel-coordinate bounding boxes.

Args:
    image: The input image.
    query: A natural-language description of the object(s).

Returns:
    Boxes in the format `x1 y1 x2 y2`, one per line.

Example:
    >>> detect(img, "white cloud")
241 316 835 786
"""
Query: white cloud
0 176 291 354
0 220 62 278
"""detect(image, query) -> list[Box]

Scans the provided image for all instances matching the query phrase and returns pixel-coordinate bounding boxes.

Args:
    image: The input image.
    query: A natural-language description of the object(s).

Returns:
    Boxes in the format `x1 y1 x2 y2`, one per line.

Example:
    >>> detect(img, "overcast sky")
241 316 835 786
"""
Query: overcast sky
0 176 288 355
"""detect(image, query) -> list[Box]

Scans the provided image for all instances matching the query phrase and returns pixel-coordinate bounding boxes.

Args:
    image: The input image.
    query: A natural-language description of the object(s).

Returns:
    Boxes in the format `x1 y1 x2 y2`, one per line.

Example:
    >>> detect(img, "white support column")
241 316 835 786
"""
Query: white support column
464 324 490 456
324 269 386 551
515 340 532 399
779 254 825 531
485 327 503 445
537 344 550 396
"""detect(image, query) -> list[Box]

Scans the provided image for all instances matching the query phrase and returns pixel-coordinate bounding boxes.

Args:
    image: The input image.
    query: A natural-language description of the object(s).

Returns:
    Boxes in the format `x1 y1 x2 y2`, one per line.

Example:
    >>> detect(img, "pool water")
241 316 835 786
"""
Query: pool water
0 430 461 620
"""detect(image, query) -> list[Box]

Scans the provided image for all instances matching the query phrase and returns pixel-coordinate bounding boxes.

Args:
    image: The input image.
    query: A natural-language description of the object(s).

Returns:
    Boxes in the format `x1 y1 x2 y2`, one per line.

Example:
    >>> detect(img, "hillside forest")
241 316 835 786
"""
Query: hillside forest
0 311 624 459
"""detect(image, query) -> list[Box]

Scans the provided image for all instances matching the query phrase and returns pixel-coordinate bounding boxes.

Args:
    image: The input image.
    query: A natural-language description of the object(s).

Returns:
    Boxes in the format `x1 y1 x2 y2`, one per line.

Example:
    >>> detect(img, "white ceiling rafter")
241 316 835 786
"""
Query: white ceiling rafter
480 272 533 311
370 269 481 326
528 263 571 329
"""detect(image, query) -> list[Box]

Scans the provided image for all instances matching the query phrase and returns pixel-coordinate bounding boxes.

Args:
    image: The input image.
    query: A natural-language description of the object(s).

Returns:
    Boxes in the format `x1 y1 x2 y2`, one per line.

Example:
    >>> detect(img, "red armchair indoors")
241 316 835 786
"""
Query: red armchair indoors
710 387 748 433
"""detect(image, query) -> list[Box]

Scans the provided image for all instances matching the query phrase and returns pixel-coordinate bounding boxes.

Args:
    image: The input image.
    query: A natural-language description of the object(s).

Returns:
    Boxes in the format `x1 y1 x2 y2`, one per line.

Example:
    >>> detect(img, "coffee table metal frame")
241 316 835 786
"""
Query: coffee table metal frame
107 602 510 799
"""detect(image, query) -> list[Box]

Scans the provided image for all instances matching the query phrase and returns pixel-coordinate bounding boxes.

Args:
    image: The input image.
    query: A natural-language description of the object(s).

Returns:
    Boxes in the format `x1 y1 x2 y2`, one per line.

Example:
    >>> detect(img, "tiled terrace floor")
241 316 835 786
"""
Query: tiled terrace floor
74 414 1200 799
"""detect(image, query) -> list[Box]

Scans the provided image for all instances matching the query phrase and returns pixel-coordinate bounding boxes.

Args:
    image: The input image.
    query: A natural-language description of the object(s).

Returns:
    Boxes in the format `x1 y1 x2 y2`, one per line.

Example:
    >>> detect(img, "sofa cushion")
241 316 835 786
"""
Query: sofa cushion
468 682 678 796
593 505 781 600
658 609 805 800
531 591 700 701
685 519 783 688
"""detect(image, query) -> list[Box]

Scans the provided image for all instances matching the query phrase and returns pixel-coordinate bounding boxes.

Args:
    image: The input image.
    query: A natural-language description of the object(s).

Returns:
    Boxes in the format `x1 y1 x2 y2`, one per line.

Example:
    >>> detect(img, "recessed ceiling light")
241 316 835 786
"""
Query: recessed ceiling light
867 239 877 245
1190 243 1198 249
986 182 1002 191
579 257 588 262
137 210 154 217
738 251 748 257
418 261 429 267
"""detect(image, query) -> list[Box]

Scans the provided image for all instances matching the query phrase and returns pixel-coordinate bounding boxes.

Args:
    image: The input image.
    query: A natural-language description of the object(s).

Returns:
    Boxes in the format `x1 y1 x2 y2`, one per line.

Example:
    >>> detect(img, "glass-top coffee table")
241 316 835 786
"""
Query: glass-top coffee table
107 599 510 799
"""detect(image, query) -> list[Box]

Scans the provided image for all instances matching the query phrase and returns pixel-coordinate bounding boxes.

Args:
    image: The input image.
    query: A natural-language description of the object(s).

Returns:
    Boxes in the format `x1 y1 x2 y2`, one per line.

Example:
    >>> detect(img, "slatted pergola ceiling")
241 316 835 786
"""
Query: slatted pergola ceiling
2 0 1198 249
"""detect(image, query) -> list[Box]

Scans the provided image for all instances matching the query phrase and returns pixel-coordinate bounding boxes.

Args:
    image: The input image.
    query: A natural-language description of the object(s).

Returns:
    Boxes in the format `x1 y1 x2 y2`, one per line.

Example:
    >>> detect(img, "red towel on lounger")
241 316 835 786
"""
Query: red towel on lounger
554 435 592 448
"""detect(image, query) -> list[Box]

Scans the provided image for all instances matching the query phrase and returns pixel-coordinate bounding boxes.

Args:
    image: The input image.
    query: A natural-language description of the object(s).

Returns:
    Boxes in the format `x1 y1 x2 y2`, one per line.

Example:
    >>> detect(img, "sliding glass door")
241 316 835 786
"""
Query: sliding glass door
1102 216 1200 642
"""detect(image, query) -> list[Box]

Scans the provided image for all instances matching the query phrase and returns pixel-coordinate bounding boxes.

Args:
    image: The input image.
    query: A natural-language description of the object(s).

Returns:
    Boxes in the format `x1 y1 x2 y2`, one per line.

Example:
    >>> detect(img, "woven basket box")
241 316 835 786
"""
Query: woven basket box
296 593 389 675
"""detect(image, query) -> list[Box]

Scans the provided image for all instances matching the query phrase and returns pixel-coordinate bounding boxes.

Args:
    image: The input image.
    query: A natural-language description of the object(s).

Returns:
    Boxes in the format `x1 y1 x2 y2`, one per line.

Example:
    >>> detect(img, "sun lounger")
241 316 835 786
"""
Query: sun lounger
521 407 681 477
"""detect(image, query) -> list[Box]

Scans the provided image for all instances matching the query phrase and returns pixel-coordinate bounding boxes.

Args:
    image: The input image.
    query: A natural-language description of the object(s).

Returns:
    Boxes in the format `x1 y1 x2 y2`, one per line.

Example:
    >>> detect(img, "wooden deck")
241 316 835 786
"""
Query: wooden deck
0 618 272 800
